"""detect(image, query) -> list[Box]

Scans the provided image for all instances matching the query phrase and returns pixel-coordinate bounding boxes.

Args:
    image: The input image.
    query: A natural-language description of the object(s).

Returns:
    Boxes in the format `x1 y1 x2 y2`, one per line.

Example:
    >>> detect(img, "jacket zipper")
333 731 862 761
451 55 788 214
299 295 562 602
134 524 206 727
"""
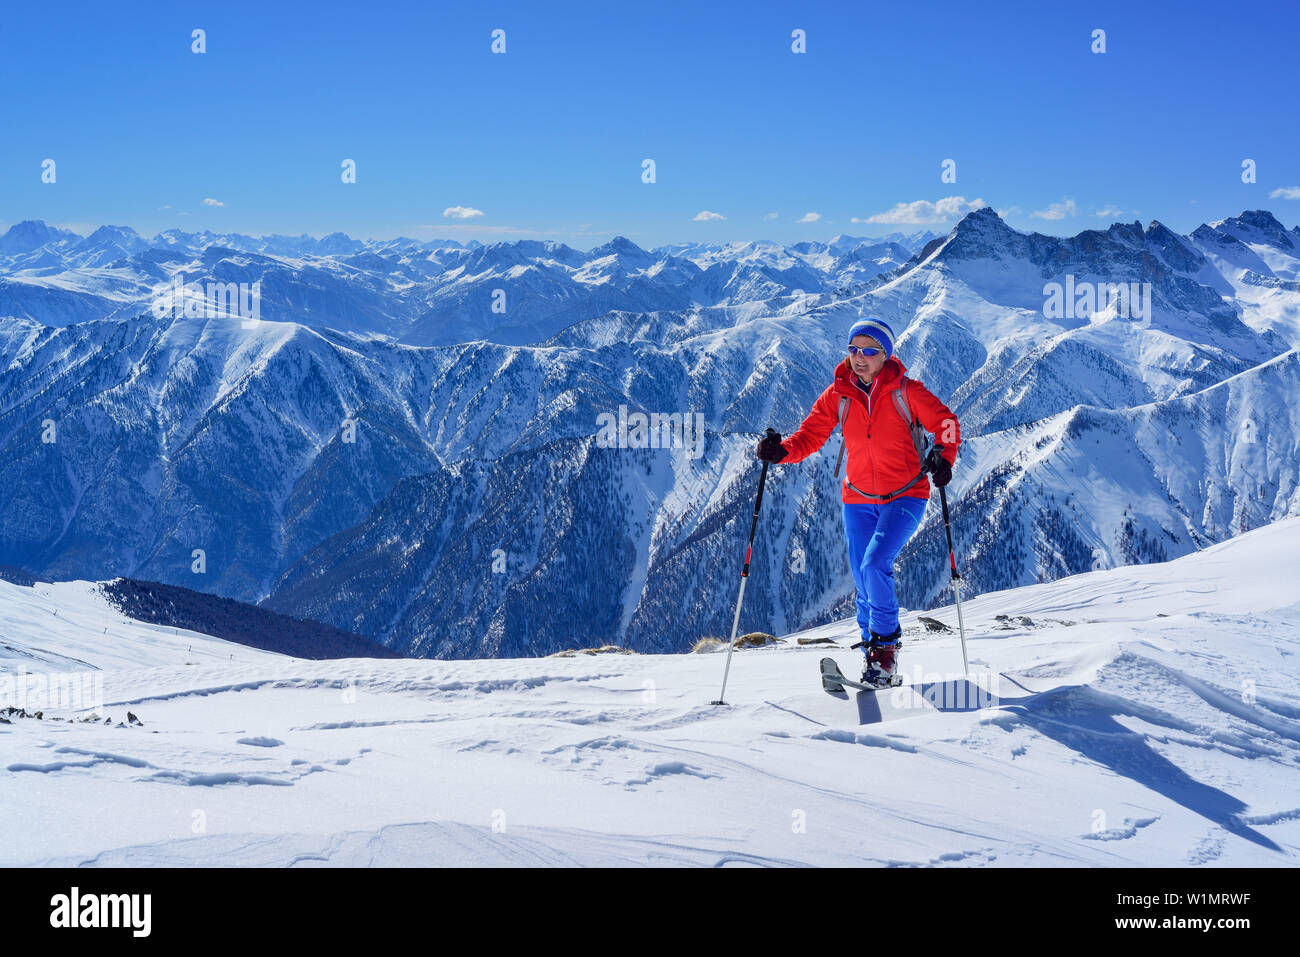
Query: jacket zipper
867 377 879 497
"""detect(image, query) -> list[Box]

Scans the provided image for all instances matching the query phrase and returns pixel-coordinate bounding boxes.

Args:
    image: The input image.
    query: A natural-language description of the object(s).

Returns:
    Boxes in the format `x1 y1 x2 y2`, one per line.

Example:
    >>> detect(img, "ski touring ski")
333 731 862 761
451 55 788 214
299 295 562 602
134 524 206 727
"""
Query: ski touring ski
820 656 902 694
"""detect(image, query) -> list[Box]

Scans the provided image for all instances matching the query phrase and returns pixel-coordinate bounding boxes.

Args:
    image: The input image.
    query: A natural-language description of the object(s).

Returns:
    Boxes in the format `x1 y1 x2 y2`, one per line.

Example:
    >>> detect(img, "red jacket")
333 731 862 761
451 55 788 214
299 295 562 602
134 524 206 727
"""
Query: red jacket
781 356 961 504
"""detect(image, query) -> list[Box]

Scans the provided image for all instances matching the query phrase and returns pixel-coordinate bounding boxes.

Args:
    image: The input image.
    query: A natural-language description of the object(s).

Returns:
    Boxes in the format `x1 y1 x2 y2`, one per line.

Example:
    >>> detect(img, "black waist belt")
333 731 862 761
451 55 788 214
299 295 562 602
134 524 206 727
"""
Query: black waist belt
845 469 927 503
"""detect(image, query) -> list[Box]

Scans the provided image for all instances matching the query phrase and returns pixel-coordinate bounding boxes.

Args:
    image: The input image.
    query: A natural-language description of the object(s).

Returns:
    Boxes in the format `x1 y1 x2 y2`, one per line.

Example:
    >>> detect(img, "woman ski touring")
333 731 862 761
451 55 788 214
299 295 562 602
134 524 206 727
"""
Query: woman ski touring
755 318 961 688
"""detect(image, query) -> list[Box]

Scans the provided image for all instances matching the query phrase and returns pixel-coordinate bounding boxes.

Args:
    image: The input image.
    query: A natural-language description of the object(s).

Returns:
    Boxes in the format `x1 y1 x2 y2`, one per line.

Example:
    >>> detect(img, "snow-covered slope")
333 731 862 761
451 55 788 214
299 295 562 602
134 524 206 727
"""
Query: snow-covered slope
2 516 1297 866
0 579 283 672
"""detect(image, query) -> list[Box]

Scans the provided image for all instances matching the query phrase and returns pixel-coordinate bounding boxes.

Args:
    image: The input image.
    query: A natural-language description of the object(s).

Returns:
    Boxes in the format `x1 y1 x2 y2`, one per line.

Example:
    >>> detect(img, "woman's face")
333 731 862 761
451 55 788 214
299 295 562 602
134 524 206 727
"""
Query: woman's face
849 334 887 379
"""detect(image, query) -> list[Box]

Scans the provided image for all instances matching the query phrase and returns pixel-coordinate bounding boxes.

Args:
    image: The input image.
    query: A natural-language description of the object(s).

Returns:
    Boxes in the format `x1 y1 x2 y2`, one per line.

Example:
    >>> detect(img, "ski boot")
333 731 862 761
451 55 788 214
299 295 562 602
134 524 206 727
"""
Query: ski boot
862 627 903 688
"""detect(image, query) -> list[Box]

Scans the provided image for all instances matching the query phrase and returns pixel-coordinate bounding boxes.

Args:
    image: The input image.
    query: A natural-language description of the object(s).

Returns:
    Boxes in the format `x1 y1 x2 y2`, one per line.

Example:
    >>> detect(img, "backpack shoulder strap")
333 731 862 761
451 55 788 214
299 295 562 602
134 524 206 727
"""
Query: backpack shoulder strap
833 395 850 477
891 376 910 421
891 377 929 466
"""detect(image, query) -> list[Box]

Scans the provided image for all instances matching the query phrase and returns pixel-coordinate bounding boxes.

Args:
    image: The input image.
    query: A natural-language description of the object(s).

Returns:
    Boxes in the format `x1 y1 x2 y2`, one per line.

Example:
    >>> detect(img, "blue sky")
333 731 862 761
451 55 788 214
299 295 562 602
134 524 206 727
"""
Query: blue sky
3 0 1298 248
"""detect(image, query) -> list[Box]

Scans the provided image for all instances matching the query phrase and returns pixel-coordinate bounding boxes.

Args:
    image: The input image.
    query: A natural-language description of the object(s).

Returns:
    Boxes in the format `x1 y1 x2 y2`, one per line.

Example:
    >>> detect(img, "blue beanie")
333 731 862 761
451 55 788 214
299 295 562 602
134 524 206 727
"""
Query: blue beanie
847 318 895 357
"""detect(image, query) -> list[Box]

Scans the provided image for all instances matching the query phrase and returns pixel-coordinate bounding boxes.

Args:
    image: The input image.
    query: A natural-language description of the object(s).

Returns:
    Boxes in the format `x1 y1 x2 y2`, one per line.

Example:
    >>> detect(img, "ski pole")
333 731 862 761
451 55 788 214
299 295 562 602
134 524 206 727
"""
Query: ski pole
937 484 969 676
711 428 776 706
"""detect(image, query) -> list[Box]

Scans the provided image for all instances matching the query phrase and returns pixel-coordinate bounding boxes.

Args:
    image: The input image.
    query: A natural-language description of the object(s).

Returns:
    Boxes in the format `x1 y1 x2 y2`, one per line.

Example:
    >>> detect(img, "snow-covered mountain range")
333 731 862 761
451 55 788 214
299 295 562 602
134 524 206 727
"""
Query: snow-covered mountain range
1 209 1297 657
0 223 930 345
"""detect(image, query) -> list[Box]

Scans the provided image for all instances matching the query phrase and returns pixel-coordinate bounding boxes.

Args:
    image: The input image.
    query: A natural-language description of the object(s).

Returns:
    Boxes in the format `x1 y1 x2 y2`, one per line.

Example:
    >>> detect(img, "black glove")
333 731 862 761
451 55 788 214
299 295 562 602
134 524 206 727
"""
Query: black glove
924 446 952 487
756 429 787 463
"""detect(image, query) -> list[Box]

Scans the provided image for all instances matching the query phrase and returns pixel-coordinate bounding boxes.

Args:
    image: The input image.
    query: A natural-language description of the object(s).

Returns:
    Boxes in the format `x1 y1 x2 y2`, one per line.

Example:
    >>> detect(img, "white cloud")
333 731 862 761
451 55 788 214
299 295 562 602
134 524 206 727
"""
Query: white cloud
798 212 821 223
1093 205 1124 218
1269 186 1300 200
443 206 485 219
693 210 726 221
1031 199 1078 220
853 197 987 225
202 198 225 207
762 212 778 220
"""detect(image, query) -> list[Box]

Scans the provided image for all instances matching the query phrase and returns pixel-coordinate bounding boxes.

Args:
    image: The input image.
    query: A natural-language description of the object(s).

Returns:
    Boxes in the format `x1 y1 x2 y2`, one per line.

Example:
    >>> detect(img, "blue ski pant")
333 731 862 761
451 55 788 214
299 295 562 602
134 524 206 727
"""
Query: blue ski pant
843 497 925 640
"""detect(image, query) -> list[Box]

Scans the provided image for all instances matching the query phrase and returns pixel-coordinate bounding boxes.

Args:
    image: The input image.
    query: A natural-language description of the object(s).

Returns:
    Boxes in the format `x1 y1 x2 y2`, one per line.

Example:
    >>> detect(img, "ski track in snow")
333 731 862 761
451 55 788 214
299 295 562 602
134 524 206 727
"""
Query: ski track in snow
3 520 1300 866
